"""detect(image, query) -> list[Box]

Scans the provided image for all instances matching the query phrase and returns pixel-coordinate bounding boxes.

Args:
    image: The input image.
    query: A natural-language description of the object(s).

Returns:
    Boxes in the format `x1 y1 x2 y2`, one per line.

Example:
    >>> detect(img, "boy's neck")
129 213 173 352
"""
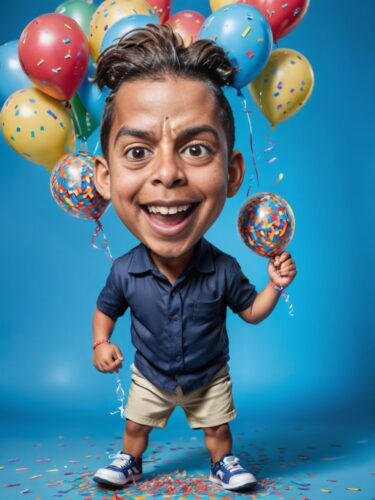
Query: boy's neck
149 241 200 285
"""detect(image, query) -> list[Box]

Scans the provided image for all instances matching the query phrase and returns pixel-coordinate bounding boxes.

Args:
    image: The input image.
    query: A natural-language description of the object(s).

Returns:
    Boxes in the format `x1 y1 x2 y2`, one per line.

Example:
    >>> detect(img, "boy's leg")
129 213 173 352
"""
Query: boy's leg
123 418 153 460
202 422 233 463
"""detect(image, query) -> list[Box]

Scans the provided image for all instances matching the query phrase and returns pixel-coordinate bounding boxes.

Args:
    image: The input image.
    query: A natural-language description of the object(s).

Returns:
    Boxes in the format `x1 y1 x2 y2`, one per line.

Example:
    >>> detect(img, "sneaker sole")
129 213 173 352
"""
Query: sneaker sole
93 471 142 487
209 473 257 491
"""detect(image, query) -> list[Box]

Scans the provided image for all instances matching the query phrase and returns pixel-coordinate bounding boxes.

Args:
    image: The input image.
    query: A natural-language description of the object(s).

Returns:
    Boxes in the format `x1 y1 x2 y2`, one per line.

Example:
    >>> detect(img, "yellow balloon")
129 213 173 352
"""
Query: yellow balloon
210 0 239 12
89 0 157 61
1 88 74 169
249 48 315 126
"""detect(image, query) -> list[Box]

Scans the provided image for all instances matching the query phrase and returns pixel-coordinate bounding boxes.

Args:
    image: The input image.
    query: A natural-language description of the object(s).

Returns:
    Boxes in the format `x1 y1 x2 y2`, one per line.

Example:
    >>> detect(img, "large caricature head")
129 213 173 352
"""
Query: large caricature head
93 24 245 262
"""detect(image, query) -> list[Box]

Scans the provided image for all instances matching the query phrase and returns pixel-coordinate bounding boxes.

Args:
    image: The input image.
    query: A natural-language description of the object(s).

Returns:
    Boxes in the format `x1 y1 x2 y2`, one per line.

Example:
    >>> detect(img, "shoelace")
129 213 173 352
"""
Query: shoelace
108 453 137 485
222 457 243 472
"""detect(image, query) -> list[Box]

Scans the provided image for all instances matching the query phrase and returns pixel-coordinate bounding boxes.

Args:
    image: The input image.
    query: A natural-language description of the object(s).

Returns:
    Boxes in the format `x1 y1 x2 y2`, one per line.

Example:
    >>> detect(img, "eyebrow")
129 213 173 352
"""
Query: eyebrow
113 125 220 147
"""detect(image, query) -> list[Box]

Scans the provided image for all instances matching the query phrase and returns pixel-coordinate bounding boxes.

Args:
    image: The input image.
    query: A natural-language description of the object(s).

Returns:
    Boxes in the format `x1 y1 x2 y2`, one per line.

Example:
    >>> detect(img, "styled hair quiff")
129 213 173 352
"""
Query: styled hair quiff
93 23 236 160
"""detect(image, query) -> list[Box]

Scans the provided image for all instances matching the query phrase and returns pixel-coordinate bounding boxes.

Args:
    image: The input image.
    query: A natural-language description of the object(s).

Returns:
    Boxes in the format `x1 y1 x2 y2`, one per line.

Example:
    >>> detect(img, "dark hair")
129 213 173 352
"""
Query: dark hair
94 23 236 161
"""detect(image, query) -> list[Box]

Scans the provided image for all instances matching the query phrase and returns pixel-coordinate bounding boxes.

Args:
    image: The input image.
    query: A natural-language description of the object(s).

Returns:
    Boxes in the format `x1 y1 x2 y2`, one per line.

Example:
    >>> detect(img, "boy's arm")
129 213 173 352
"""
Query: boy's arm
238 251 297 324
93 307 115 345
238 282 282 324
92 308 124 373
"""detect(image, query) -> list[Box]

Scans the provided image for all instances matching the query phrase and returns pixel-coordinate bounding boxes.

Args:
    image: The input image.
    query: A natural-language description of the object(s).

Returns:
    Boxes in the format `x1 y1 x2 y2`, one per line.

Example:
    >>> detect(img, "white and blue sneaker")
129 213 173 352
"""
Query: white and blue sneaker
209 453 257 491
93 451 142 487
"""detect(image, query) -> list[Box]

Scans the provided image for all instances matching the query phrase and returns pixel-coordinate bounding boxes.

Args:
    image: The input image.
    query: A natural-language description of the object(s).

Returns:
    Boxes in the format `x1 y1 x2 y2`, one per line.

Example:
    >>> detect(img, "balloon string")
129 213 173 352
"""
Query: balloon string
91 219 114 262
93 138 101 156
237 89 260 191
109 373 127 419
272 278 294 318
91 220 122 418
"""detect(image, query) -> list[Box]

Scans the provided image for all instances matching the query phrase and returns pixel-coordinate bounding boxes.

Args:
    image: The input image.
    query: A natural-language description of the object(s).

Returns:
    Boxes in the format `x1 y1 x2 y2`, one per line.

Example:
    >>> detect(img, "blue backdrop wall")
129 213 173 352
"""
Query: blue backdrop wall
0 0 374 434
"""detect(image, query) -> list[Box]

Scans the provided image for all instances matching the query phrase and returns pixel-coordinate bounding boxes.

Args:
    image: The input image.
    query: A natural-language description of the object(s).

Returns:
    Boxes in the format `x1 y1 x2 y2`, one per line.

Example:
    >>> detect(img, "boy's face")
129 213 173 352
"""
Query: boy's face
95 76 245 261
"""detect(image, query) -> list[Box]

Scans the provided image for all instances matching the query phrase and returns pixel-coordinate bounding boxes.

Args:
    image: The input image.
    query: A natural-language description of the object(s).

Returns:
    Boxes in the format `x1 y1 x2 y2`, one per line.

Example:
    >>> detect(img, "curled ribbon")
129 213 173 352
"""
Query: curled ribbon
237 89 260 192
91 219 114 262
109 373 127 419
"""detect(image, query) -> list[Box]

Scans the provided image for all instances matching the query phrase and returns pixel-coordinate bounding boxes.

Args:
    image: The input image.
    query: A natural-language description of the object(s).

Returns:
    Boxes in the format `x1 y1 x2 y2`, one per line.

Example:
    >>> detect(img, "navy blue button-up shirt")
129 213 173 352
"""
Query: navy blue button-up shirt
96 238 257 394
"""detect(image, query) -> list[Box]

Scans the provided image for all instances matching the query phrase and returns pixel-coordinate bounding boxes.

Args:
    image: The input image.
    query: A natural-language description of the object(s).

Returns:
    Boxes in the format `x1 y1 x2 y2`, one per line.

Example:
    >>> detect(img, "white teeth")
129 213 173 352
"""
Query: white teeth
146 204 192 215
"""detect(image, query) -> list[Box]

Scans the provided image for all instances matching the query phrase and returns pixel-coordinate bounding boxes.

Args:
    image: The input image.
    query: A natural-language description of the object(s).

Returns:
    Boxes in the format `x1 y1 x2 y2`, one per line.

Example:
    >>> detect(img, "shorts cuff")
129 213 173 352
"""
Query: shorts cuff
124 409 168 429
188 409 237 429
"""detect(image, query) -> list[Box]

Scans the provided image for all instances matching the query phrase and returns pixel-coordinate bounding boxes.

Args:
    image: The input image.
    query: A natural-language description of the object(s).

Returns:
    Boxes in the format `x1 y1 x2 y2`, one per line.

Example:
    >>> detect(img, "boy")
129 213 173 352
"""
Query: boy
91 24 297 491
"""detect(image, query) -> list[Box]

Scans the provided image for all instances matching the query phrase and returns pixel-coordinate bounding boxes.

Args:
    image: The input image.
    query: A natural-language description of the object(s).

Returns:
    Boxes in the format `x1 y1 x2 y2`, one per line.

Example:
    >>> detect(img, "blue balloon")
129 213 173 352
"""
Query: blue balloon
0 40 31 107
78 59 109 123
100 13 160 54
198 4 273 89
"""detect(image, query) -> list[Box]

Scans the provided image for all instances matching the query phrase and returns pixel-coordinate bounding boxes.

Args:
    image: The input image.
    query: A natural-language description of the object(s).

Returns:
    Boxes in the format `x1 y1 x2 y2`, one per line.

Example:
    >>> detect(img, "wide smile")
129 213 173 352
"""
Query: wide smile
140 202 201 237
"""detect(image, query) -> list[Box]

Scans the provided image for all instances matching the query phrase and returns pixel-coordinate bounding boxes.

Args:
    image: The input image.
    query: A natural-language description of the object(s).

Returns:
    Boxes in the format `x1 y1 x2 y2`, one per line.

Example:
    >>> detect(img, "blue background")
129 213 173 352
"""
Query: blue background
1 0 374 443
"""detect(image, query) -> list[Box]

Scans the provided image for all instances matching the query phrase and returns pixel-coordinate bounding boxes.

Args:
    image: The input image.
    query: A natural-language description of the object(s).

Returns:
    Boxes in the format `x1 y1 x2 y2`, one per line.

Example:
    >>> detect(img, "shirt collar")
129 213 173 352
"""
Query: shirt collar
128 237 215 275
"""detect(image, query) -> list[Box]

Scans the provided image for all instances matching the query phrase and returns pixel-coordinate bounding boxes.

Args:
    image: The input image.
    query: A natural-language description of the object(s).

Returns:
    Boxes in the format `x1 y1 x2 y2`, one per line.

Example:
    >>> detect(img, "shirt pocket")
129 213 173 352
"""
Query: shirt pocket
192 297 224 324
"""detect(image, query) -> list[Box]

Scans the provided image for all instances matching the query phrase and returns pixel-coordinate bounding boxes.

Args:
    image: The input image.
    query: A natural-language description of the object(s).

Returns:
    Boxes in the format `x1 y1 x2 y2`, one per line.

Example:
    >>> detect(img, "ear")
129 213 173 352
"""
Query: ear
94 156 111 200
227 150 245 198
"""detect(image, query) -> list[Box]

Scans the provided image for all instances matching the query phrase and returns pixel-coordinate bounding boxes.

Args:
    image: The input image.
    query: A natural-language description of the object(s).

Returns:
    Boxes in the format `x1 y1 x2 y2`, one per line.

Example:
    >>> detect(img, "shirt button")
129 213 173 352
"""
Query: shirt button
171 314 179 321
171 290 177 297
176 355 181 362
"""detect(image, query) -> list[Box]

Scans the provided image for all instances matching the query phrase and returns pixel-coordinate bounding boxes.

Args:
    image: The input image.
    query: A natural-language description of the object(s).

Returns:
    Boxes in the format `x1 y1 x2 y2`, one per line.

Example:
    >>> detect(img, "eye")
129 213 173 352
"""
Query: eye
182 143 213 158
124 147 152 161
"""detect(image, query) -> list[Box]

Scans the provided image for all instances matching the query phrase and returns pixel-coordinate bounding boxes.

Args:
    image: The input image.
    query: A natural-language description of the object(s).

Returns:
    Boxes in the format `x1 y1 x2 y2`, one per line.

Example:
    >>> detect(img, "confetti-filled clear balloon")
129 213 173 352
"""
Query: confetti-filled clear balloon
50 151 109 219
238 192 295 257
1 87 74 168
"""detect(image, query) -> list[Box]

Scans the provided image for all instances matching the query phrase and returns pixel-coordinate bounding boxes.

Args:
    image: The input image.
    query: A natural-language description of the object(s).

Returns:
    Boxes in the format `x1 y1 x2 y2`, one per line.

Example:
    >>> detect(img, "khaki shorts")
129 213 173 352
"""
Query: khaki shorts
124 363 236 429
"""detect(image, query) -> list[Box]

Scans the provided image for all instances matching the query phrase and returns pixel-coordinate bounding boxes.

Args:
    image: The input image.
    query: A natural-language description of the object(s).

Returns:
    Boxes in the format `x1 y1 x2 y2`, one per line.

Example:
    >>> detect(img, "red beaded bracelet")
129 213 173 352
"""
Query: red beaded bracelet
93 339 110 350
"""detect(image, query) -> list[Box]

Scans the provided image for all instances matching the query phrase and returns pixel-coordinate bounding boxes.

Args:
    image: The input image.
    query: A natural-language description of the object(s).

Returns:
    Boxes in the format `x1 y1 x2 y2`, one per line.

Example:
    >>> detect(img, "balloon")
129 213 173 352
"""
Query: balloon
50 151 109 220
89 0 157 61
68 93 99 141
55 0 97 37
77 59 109 122
1 88 74 169
244 0 310 41
249 48 314 126
100 13 159 53
146 0 171 23
18 13 90 101
166 11 205 47
209 1 309 41
238 192 295 257
198 3 273 89
210 0 238 10
0 41 31 107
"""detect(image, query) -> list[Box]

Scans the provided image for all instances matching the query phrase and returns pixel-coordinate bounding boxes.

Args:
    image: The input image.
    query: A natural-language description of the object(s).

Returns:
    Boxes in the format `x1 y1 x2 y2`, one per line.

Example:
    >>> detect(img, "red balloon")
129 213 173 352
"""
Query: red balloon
18 13 89 101
167 11 206 46
244 0 310 41
146 0 171 23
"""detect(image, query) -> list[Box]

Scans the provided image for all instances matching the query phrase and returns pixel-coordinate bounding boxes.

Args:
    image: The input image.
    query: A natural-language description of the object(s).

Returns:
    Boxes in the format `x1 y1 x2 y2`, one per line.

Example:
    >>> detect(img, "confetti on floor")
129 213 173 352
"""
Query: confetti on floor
1 424 375 499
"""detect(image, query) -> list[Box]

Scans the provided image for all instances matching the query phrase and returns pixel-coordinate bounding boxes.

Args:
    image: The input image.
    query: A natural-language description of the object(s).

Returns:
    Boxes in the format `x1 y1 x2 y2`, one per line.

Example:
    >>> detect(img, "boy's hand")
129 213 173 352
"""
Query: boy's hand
93 343 124 373
268 251 297 289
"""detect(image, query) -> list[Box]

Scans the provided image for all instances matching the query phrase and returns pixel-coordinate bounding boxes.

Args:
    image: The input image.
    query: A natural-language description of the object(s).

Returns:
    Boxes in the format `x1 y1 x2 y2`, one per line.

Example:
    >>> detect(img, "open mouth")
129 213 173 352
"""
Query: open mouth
141 202 199 225
140 202 200 236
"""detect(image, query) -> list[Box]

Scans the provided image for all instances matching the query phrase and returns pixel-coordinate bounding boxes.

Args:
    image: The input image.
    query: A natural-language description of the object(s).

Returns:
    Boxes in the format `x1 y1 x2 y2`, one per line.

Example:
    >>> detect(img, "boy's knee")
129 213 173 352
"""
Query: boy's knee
202 422 231 439
125 419 153 437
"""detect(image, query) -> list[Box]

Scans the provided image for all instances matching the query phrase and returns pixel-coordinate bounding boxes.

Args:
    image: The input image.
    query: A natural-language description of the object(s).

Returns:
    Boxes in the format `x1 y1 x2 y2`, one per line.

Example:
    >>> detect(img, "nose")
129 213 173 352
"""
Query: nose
150 148 187 189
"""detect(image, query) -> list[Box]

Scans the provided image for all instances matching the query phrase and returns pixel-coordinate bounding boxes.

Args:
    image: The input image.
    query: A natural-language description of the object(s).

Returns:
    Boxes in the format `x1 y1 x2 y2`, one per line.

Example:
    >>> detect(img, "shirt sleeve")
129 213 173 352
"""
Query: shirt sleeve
226 258 257 313
96 261 128 321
